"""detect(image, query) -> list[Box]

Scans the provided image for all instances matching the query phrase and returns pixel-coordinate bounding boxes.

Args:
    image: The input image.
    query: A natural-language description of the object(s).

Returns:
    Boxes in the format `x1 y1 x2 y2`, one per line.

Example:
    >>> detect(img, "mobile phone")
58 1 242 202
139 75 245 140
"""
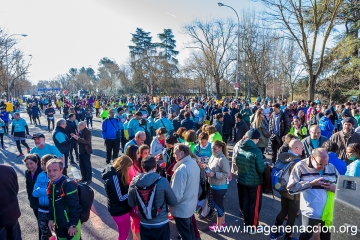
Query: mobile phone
321 179 334 184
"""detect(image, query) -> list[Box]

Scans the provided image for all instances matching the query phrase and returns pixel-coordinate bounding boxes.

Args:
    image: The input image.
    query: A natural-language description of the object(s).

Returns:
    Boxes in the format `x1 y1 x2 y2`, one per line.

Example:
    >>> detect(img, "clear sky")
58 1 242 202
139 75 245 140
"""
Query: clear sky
0 0 264 84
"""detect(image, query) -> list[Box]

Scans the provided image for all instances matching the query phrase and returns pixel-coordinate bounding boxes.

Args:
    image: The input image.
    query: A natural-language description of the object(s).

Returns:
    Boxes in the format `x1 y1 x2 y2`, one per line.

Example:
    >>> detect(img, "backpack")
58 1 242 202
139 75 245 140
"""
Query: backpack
58 179 94 223
135 177 165 220
271 160 299 192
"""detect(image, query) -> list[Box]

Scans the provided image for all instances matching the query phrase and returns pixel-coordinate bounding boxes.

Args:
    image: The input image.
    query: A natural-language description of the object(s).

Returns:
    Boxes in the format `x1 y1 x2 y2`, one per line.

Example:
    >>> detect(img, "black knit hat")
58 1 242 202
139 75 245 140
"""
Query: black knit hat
247 128 261 139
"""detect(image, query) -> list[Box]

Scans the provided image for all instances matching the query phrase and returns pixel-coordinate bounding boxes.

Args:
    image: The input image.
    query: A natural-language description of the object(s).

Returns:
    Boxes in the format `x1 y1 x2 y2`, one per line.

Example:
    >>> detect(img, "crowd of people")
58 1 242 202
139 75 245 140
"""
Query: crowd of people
1 93 360 240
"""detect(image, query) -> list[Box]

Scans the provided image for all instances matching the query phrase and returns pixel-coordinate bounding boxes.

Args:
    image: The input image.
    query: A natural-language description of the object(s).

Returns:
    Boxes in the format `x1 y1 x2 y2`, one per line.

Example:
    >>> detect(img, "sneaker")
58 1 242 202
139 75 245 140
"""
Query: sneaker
27 148 30 154
284 236 297 240
209 223 226 232
17 153 24 157
270 230 284 240
248 229 257 235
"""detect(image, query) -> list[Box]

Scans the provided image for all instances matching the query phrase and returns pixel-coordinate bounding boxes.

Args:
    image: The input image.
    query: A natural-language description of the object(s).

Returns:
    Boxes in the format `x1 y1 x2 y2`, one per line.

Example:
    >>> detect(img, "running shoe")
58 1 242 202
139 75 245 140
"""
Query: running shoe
270 230 284 240
17 153 24 157
209 222 226 232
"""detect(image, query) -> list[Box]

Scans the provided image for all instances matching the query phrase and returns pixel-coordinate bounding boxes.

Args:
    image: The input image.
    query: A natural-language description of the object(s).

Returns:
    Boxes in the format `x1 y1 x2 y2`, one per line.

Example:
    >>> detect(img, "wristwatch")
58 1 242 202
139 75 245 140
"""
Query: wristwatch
70 225 76 228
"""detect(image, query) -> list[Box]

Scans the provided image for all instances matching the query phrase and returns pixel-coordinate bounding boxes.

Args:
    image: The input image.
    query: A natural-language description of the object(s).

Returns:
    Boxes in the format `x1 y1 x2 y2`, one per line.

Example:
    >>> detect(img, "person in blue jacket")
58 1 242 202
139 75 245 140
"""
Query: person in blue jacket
345 143 360 177
154 110 174 136
0 118 5 150
128 112 142 139
0 106 9 134
318 109 334 139
33 154 54 240
321 140 347 175
102 109 122 164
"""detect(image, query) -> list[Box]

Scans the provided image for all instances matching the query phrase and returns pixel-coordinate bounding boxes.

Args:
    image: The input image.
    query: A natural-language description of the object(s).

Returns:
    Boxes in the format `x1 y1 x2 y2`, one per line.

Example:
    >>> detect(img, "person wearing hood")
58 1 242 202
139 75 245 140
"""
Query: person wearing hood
53 118 75 175
150 127 167 157
321 140 347 175
318 109 335 139
128 156 177 240
235 128 266 234
270 139 302 240
103 156 133 240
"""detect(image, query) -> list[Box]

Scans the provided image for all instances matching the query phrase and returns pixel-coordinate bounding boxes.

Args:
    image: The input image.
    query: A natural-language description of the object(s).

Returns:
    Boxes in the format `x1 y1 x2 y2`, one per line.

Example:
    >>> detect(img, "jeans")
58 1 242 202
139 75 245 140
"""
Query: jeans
0 220 22 240
69 142 79 162
79 152 92 182
173 217 195 240
299 215 331 240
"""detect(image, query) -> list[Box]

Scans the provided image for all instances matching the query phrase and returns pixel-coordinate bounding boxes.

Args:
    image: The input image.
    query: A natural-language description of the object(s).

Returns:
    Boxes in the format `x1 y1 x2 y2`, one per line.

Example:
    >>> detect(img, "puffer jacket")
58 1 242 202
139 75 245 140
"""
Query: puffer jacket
276 152 300 201
32 171 50 210
102 166 132 216
26 166 43 209
207 150 230 186
236 139 266 186
318 116 334 139
128 172 177 227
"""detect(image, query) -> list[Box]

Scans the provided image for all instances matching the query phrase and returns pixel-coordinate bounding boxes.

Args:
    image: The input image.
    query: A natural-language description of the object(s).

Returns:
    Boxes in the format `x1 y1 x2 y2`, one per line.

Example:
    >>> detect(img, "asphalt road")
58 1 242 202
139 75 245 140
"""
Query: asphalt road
0 105 302 240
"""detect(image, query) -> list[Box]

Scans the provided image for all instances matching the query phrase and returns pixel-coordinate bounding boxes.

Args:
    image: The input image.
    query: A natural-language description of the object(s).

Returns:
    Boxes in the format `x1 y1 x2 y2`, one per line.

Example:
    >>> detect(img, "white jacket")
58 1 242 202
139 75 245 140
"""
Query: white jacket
169 155 200 218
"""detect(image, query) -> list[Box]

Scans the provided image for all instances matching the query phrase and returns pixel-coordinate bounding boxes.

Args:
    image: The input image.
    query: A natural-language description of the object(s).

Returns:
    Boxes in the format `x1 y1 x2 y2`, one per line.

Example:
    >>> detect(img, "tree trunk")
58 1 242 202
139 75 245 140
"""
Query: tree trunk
308 72 316 101
262 82 266 99
215 80 222 100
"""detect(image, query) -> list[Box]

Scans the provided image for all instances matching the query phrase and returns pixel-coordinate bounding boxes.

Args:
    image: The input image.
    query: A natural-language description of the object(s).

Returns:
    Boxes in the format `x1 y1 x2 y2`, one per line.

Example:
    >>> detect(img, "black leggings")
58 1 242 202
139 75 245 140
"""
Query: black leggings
210 188 227 217
86 117 93 127
0 133 3 147
274 196 300 238
16 140 29 154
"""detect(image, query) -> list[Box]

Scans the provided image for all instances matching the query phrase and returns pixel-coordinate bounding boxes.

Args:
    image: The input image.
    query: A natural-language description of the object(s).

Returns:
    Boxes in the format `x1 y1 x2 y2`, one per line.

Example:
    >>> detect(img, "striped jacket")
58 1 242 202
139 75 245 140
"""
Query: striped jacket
287 158 339 220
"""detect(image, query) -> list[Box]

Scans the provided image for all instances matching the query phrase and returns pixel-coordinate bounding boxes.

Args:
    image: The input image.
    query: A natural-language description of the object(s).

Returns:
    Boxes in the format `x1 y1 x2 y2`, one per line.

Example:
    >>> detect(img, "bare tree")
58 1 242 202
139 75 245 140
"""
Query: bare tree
257 0 344 100
183 18 236 99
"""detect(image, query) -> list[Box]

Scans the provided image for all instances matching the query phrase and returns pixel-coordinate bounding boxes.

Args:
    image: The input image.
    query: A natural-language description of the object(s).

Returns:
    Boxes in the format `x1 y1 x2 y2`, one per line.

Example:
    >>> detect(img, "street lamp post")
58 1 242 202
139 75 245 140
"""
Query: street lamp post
4 34 28 101
218 2 240 99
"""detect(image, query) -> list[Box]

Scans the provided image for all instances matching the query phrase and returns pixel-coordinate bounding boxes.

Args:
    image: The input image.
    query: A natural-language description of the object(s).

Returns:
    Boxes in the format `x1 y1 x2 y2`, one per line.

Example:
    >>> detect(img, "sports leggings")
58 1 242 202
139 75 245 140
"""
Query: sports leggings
210 188 227 217
0 133 3 147
16 140 29 154
112 213 130 240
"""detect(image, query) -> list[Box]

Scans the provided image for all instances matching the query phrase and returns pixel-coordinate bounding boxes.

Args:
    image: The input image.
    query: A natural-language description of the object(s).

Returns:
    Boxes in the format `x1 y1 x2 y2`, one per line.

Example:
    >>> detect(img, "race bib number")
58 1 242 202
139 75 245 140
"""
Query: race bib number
142 114 148 118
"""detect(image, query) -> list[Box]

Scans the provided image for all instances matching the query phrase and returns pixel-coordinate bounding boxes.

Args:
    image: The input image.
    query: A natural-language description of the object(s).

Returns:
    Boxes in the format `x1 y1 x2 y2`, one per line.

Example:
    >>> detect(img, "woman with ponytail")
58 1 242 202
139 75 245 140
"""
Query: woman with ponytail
202 140 230 232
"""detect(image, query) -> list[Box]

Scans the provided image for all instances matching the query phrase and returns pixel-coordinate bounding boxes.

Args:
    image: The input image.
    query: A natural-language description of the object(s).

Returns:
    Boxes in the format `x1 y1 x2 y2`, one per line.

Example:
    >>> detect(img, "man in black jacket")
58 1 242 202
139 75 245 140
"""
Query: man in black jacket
269 103 291 163
66 114 79 164
230 102 240 142
47 159 82 239
53 118 75 175
172 109 185 132
222 107 233 144
0 164 22 240
72 121 93 185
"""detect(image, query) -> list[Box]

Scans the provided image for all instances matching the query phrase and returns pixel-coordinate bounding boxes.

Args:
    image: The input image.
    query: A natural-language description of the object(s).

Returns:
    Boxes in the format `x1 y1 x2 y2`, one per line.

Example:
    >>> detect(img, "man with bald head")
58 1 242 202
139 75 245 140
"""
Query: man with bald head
301 125 329 158
288 148 339 240
72 121 92 185
271 139 303 240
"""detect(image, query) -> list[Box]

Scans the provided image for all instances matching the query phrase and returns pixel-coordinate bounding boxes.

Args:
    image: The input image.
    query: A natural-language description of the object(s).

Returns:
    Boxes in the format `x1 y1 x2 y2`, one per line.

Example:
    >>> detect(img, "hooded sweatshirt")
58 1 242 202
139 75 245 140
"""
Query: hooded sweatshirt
128 172 177 227
318 116 334 138
276 152 300 201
